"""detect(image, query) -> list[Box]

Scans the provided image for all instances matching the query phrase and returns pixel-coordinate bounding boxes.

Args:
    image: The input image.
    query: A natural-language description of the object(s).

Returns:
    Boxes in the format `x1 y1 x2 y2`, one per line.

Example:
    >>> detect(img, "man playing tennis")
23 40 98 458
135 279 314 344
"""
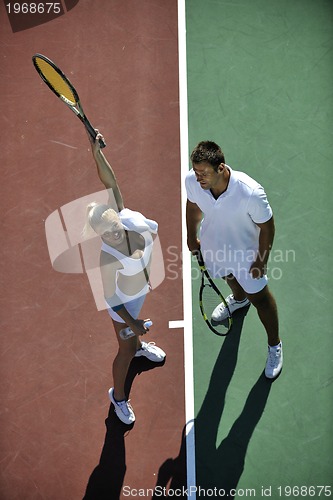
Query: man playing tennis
186 141 283 379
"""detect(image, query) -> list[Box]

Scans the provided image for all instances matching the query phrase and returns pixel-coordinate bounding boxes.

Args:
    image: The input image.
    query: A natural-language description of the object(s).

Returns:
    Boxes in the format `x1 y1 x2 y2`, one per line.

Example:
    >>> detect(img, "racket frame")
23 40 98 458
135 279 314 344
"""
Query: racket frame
197 251 233 336
32 53 106 148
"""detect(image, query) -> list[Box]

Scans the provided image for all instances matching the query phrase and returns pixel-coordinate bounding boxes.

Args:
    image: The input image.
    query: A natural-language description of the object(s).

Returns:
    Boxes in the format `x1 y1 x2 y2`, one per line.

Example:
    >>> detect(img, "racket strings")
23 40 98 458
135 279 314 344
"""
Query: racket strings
35 58 76 104
201 281 231 335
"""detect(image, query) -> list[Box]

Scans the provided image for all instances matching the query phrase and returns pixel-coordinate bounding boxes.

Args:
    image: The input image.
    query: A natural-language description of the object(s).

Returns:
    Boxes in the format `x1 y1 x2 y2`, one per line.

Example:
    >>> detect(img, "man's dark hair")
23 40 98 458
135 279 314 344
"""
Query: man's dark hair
190 141 225 171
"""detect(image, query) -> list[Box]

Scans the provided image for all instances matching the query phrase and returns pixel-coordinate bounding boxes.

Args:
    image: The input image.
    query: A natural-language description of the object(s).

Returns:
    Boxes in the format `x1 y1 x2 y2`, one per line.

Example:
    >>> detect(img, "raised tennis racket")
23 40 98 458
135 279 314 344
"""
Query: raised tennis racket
32 53 106 148
197 250 232 336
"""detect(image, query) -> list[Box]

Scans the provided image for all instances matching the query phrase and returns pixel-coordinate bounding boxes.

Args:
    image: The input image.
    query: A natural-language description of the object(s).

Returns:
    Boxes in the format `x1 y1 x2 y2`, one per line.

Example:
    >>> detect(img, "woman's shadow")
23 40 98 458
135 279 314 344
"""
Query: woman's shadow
83 308 273 499
153 307 273 497
83 356 165 500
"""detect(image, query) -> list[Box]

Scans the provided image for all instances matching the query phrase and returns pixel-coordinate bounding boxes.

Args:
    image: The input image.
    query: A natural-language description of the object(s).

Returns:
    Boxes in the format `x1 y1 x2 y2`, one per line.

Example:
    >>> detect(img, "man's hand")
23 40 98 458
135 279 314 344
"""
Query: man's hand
187 237 201 254
249 259 267 279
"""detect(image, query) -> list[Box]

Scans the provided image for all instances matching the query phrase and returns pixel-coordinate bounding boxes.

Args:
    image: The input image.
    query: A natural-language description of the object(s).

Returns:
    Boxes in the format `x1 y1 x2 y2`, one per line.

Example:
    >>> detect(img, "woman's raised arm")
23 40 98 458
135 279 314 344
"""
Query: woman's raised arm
90 132 124 212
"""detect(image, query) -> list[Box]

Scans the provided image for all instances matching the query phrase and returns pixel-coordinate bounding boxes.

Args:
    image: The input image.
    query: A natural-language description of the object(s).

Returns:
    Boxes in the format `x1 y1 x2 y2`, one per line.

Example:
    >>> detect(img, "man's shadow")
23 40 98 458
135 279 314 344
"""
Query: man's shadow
83 356 165 500
153 307 273 497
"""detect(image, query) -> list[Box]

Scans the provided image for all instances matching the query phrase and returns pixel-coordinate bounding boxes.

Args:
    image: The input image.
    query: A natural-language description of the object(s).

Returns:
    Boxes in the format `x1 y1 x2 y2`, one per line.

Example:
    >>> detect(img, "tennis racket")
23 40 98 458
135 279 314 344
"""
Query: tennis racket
32 53 106 148
197 250 232 336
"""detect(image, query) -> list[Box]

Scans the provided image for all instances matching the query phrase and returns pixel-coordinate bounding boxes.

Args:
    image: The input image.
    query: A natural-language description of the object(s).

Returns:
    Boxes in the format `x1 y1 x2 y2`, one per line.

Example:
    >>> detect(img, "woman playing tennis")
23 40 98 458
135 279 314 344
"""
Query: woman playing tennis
84 132 166 425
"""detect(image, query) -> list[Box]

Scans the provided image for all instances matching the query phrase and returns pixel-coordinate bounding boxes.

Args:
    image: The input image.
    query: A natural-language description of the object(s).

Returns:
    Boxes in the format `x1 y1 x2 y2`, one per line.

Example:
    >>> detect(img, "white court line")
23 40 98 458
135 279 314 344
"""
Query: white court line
168 320 185 329
177 0 196 496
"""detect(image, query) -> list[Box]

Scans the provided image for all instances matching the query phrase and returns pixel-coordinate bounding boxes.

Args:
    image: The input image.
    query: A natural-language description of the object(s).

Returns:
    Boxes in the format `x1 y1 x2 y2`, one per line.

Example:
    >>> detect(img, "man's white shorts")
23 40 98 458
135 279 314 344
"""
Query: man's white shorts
226 269 268 295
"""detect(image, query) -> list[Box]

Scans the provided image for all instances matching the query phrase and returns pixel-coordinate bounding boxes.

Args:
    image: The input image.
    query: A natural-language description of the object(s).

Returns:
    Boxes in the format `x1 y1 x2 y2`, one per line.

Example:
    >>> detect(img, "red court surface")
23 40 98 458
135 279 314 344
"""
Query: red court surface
0 1 186 498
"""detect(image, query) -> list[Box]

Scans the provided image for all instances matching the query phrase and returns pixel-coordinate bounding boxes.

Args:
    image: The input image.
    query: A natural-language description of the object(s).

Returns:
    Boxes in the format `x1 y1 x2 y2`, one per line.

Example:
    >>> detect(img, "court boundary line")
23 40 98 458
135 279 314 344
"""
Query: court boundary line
177 0 196 496
168 320 185 329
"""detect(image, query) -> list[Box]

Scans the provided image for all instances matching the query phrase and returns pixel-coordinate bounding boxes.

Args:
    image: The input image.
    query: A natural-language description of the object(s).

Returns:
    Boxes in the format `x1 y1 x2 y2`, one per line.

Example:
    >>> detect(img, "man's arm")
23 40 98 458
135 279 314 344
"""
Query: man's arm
250 216 275 278
186 200 203 253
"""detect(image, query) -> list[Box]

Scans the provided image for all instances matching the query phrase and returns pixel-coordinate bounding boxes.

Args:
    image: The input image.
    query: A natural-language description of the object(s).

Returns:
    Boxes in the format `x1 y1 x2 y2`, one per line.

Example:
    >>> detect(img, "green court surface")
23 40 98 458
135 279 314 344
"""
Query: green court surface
186 0 333 497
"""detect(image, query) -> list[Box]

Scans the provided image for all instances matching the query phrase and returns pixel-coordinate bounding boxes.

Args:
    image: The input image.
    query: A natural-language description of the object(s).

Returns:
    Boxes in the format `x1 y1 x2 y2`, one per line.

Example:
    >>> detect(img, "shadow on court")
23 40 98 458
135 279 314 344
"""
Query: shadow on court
150 307 273 498
83 309 272 499
195 307 273 496
151 426 187 497
83 356 165 500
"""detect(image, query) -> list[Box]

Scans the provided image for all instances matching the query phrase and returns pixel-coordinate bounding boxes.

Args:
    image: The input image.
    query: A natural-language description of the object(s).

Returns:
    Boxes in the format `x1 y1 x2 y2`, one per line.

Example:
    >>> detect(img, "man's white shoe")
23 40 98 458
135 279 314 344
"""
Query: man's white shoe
211 294 250 322
265 342 283 379
108 388 135 425
135 341 166 362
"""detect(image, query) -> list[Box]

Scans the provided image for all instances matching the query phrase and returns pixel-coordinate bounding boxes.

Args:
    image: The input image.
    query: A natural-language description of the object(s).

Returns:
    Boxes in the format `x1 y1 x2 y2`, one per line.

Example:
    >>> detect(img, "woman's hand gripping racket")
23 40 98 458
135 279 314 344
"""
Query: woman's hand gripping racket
32 53 106 148
197 251 233 336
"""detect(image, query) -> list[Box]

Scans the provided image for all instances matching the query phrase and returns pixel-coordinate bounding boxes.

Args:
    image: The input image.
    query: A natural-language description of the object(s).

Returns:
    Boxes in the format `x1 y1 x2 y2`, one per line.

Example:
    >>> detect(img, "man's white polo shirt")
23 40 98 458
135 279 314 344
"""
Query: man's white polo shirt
185 166 273 278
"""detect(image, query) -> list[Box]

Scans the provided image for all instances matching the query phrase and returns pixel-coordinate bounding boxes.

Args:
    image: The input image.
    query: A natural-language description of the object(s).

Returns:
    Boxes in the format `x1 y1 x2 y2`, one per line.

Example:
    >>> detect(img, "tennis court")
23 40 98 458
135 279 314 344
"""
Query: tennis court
1 1 185 498
1 0 332 499
185 0 333 496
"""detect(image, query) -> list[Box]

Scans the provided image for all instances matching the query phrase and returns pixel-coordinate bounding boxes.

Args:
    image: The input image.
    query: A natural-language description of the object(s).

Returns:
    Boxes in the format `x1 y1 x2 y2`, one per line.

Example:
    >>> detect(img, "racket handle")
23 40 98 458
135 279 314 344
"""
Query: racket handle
119 320 153 340
196 250 205 267
98 138 106 148
85 120 106 148
97 134 106 149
